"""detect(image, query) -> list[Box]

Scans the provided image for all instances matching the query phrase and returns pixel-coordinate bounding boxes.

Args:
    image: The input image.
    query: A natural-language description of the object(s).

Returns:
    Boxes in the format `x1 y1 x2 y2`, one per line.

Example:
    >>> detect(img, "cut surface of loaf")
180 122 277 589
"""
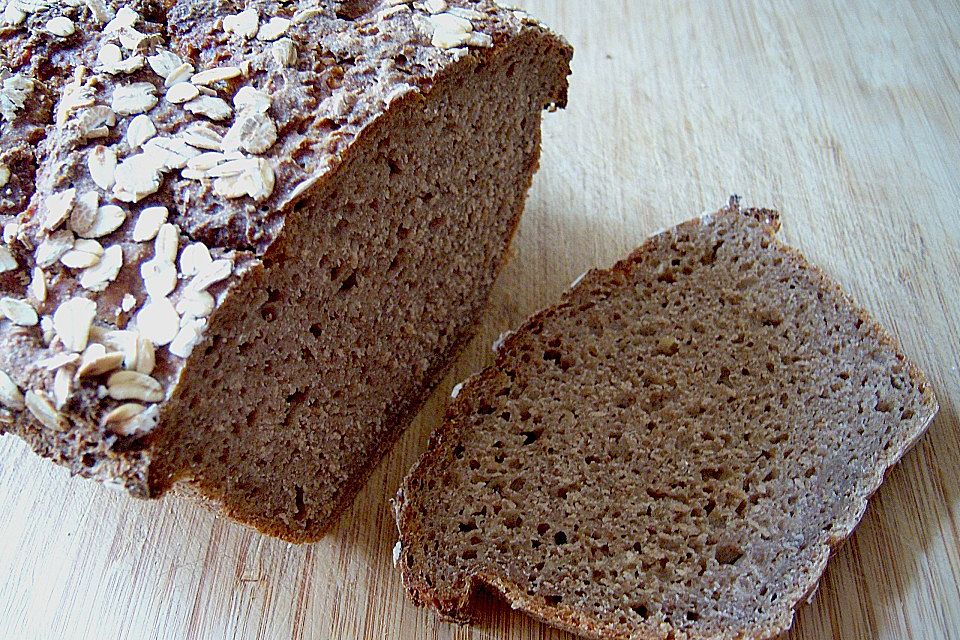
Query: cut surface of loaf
0 1 571 541
395 201 939 639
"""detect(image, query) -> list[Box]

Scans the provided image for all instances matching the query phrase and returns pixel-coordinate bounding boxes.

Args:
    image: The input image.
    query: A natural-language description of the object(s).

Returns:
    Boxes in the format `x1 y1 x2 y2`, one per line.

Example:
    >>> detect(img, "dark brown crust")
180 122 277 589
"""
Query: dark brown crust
394 199 939 639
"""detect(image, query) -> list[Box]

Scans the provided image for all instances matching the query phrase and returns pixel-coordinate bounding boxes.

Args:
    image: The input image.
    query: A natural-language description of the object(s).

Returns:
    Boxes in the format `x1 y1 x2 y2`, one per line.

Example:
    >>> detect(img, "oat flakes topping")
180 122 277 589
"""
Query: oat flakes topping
257 17 290 41
0 163 9 188
222 8 259 39
0 297 39 326
88 145 118 190
1 74 34 123
80 203 126 238
154 223 178 263
222 110 278 154
0 246 16 273
0 370 24 410
182 123 224 151
43 188 76 231
112 82 158 116
271 38 297 66
53 368 72 409
183 94 232 121
25 390 64 431
107 370 163 402
134 297 179 346
148 49 183 79
45 16 76 37
132 206 168 242
126 114 157 149
169 319 204 358
30 267 47 303
69 191 100 236
79 244 123 291
193 66 245 87
166 81 200 104
61 239 103 269
77 345 124 378
35 230 76 268
233 86 272 113
101 402 145 431
140 258 177 298
53 296 97 352
112 154 162 203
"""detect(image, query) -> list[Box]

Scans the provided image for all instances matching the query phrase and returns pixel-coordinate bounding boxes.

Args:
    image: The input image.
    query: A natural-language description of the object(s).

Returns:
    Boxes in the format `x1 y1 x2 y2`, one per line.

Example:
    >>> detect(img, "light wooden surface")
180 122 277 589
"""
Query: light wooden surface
2 1 959 638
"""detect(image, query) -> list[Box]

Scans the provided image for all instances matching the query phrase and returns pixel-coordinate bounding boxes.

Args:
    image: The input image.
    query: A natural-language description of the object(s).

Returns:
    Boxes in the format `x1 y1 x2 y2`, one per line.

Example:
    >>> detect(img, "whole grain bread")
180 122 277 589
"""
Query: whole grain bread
0 0 572 541
395 199 939 639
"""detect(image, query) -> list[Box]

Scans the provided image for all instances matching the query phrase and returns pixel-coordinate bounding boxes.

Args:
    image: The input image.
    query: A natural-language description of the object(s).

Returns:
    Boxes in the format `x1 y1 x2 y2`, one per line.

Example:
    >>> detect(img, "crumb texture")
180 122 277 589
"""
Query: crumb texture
396 204 938 639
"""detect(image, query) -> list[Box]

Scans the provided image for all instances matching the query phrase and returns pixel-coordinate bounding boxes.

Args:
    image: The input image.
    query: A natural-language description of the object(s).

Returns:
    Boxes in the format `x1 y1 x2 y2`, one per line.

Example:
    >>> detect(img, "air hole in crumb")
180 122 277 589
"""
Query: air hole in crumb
461 548 477 560
632 604 649 619
521 429 543 445
544 595 562 606
458 521 477 532
293 485 307 520
537 523 550 535
453 444 465 459
715 544 742 564
686 611 700 622
554 531 568 545
339 272 358 292
309 323 322 339
387 157 401 175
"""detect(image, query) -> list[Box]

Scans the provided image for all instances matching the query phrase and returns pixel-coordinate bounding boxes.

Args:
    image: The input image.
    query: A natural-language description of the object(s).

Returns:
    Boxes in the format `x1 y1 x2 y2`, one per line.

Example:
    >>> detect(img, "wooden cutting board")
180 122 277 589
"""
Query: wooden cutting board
2 2 958 638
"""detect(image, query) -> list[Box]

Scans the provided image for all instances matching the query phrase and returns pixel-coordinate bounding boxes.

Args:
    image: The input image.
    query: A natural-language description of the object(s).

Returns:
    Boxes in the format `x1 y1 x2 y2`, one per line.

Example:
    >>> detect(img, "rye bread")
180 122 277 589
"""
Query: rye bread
395 200 939 639
0 1 572 542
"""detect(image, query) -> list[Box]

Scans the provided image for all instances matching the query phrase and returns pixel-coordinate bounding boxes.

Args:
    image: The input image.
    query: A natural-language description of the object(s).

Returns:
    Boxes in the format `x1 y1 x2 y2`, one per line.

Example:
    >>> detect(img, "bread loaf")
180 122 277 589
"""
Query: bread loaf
395 200 939 639
0 0 572 541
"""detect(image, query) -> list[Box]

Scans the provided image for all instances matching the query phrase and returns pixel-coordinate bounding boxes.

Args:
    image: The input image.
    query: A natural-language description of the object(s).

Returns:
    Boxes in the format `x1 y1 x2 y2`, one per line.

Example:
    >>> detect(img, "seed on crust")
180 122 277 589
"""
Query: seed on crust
45 16 76 37
154 223 179 263
183 95 233 121
79 204 127 239
0 246 16 273
223 9 259 39
256 17 290 41
101 401 144 428
88 145 118 190
69 191 100 236
132 206 168 242
141 258 178 298
179 242 212 276
111 82 158 116
233 86 272 113
126 114 156 149
166 81 199 104
30 267 47 302
147 49 181 78
35 230 75 268
79 244 123 291
43 188 76 231
271 38 297 66
107 370 163 402
53 296 98 352
0 297 38 326
0 369 24 410
53 367 72 409
77 346 124 378
222 111 278 154
24 390 64 431
112 154 162 203
135 297 180 346
169 318 204 358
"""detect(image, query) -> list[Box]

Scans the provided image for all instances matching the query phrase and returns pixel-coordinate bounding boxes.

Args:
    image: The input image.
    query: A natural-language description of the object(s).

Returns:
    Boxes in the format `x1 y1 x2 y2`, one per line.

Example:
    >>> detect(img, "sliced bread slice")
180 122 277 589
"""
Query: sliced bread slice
394 199 939 639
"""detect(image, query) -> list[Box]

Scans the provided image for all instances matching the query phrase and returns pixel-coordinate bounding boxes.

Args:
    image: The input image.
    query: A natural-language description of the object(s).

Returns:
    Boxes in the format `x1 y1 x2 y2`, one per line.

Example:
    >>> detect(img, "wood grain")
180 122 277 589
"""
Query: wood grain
2 1 958 638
